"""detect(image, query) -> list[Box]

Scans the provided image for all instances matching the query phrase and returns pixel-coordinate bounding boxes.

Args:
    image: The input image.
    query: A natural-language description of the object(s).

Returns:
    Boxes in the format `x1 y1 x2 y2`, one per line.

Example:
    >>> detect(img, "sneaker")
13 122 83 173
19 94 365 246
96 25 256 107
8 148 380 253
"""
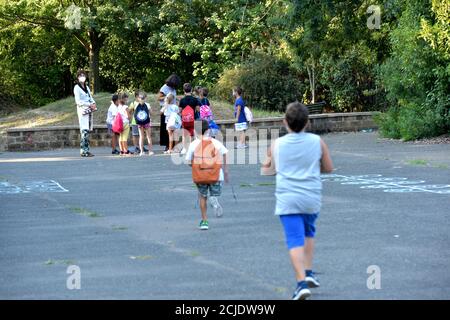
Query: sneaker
292 282 311 300
134 147 141 154
143 146 149 152
112 149 120 155
198 220 209 230
81 152 94 157
180 148 187 155
148 151 155 156
305 271 320 288
209 197 223 218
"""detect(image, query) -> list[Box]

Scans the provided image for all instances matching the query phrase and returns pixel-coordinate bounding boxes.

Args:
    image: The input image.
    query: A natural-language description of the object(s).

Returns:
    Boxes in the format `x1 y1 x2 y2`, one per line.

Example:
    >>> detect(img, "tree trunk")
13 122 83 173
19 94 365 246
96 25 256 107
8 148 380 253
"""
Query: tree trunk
306 63 316 104
88 29 101 94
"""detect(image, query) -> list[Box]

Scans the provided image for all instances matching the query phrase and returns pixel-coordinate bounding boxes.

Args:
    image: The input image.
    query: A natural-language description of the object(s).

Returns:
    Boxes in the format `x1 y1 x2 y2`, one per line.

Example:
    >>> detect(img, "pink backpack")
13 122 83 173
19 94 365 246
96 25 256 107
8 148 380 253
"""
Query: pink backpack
200 104 213 120
112 112 124 133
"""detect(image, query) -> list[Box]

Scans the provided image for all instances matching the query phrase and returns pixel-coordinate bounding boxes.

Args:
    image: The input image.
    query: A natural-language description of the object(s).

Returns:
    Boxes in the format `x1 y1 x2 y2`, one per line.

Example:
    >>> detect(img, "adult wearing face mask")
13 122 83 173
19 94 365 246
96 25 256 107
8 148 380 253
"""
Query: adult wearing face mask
74 70 97 157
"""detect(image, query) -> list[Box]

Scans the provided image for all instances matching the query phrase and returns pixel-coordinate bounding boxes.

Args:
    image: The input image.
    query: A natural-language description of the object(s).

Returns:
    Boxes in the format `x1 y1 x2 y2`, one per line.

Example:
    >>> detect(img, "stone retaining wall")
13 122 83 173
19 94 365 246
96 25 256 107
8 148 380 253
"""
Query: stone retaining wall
6 112 377 152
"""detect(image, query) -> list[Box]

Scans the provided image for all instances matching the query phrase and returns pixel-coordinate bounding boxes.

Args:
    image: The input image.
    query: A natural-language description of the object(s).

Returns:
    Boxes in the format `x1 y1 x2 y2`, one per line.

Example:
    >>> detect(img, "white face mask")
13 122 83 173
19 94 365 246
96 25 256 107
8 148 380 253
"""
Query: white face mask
78 76 86 83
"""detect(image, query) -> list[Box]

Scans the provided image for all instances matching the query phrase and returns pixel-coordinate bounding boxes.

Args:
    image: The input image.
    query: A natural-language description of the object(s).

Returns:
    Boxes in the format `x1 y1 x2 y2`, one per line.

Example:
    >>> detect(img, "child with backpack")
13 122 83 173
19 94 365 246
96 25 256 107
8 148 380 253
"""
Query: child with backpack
261 102 333 300
179 83 201 155
199 87 220 137
117 93 132 156
233 86 248 149
186 120 229 230
106 94 120 155
163 93 181 154
128 91 142 154
134 91 154 156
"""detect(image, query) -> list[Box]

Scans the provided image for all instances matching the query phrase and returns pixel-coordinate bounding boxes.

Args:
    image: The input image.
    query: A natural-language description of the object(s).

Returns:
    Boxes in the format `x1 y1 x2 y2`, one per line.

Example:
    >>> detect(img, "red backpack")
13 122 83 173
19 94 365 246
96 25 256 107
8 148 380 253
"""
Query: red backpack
181 105 195 123
112 112 124 133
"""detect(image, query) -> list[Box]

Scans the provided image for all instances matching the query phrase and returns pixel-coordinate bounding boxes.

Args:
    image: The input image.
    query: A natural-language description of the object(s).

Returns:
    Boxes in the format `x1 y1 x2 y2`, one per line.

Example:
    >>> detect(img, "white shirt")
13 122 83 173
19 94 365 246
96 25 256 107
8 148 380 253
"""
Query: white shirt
163 104 179 123
106 103 118 125
273 132 322 215
74 84 95 107
159 84 177 106
117 104 129 125
185 137 228 181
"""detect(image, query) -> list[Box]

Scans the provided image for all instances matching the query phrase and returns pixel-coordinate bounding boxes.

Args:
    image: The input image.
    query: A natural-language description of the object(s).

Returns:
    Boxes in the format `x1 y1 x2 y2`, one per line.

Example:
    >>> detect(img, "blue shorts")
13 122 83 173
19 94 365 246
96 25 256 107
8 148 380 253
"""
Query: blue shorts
279 214 318 250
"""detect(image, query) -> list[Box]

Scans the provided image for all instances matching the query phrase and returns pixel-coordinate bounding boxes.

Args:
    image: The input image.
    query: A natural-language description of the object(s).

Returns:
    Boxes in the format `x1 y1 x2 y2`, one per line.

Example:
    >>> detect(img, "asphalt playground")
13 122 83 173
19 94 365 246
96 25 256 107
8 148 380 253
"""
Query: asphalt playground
0 131 449 300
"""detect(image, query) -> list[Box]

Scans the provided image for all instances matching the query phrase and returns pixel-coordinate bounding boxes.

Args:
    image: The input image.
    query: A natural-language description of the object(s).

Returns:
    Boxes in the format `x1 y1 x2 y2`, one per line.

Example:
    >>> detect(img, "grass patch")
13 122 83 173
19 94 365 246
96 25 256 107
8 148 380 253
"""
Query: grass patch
45 259 76 266
406 159 429 166
256 182 275 186
111 225 128 231
434 163 449 169
240 182 275 187
189 251 200 257
240 183 253 187
68 206 103 218
129 255 153 260
274 287 287 294
0 92 283 132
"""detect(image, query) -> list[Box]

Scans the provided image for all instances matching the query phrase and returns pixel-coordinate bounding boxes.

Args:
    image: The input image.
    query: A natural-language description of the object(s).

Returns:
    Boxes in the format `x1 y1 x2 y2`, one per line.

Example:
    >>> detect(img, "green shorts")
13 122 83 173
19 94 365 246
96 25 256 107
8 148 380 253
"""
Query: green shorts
196 182 223 198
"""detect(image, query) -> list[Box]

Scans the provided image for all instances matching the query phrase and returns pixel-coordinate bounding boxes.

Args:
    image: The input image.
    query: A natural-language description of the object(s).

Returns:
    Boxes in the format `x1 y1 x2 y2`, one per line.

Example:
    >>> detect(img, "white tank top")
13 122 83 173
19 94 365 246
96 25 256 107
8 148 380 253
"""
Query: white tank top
274 132 322 215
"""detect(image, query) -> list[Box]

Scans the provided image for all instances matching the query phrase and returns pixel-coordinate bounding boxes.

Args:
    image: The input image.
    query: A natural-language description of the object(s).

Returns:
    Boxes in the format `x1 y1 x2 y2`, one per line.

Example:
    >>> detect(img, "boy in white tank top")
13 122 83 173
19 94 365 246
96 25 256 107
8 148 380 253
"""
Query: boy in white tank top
262 102 333 300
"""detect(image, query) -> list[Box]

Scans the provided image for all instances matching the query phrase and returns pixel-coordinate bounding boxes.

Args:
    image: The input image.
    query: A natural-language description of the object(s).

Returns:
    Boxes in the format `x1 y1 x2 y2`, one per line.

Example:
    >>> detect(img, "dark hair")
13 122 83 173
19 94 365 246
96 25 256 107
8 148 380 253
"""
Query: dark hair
200 87 209 97
112 94 119 102
285 102 309 133
76 69 87 78
183 83 192 93
165 74 181 89
134 90 140 98
234 86 242 96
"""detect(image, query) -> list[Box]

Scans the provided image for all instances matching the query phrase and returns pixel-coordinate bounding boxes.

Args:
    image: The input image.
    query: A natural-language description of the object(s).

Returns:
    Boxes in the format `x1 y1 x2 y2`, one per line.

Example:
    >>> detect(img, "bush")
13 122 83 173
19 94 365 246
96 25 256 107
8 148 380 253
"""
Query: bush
376 0 450 141
320 44 387 112
212 53 306 112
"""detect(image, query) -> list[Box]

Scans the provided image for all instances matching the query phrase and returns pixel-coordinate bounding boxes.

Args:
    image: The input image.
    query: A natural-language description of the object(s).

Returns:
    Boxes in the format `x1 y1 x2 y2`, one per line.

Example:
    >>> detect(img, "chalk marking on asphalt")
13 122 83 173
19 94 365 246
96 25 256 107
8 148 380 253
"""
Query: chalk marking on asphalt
321 174 450 194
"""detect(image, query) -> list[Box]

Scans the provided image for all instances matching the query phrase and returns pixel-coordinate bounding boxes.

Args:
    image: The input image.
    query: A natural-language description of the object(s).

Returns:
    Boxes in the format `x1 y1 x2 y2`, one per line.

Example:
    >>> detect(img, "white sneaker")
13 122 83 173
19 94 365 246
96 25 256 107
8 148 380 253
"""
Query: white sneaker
180 148 187 155
209 196 223 218
148 151 154 156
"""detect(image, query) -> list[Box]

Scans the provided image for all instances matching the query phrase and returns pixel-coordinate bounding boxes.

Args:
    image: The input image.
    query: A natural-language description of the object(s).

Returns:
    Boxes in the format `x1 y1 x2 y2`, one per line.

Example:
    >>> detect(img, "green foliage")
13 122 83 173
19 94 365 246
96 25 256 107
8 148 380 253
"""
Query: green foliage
213 53 305 111
0 0 448 142
320 43 387 112
377 0 450 140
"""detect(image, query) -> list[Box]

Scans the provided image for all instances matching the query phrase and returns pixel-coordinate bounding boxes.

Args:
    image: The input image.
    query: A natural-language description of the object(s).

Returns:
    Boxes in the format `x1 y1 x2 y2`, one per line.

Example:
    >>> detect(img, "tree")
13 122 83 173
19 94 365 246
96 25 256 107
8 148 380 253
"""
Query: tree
0 0 136 93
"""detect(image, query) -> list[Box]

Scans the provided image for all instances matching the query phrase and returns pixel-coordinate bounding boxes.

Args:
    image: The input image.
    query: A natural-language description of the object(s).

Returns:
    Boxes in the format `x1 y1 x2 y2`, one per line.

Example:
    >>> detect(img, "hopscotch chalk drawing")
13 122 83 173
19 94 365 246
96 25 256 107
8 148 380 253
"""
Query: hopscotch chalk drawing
0 180 69 194
321 174 450 194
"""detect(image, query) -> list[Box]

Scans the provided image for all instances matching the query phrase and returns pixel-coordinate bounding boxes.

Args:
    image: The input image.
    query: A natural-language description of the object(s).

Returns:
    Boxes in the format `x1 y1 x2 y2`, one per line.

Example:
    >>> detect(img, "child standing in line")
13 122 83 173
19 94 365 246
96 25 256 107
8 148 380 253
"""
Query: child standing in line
106 94 120 155
163 93 181 154
233 86 248 149
186 120 229 230
128 91 142 154
134 91 154 156
261 102 333 300
117 93 132 156
179 83 201 155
